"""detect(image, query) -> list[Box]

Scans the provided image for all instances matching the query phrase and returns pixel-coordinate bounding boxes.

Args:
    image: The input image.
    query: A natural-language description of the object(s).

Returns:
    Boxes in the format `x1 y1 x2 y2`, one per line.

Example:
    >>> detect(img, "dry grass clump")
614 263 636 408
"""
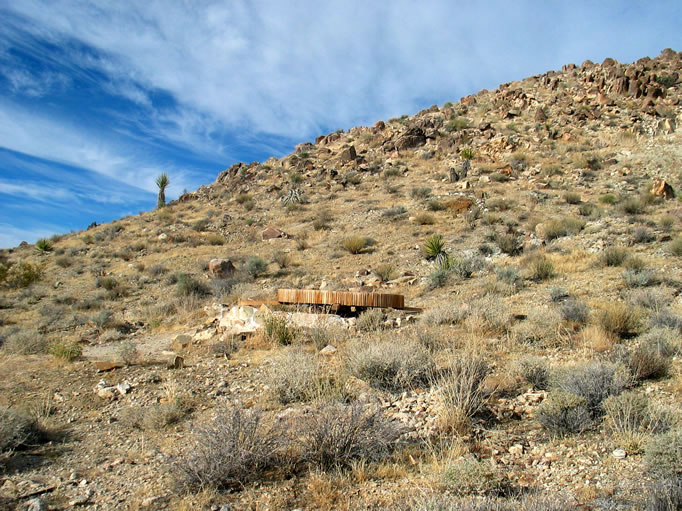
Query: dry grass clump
600 247 628 267
542 217 585 240
440 456 506 496
262 314 296 345
421 303 470 326
537 391 593 435
523 253 555 281
512 356 550 390
342 236 366 254
511 308 569 348
596 301 640 338
373 263 396 282
564 192 581 204
436 352 490 431
346 338 435 392
464 296 511 335
0 407 46 454
415 213 435 225
266 349 342 405
626 340 671 381
356 309 385 332
603 391 672 436
645 429 682 479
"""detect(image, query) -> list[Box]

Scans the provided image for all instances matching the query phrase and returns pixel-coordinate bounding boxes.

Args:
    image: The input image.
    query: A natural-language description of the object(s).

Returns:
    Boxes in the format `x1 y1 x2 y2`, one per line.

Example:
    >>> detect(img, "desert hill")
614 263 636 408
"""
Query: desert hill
1 49 682 510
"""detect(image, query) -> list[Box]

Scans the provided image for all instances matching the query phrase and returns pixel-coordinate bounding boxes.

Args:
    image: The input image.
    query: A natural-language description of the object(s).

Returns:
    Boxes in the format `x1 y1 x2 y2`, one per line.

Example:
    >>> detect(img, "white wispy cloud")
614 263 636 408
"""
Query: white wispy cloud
5 0 680 150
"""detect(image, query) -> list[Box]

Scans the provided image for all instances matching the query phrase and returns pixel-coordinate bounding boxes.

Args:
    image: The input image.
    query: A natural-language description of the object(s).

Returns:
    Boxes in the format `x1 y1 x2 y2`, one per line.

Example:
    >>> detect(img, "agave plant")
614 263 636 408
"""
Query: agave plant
155 173 170 209
423 234 446 260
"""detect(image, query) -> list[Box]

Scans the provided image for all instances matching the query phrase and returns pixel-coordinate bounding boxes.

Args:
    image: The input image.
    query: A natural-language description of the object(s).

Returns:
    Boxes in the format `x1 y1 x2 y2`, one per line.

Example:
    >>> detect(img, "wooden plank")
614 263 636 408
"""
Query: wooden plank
276 289 405 309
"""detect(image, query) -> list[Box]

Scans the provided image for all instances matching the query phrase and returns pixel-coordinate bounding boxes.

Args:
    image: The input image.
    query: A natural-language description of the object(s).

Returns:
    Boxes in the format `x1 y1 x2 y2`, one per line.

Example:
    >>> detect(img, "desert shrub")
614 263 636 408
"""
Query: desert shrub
668 237 682 257
298 403 398 470
48 339 82 361
356 309 385 332
0 407 45 453
313 209 333 230
659 215 675 232
603 391 672 436
426 199 446 211
266 349 339 404
383 168 401 179
262 314 295 345
245 256 267 277
494 232 520 255
564 192 581 204
627 341 671 380
578 202 599 217
423 234 446 259
514 356 550 390
55 255 72 268
450 254 484 279
411 186 432 199
525 254 554 281
96 276 118 291
599 194 617 205
622 268 657 288
92 310 114 329
537 391 593 434
650 309 682 332
620 197 645 215
554 361 631 418
342 236 366 254
175 406 285 490
646 478 682 511
4 262 42 288
632 227 655 244
624 255 647 271
175 273 210 297
205 234 224 246
427 268 450 290
0 329 48 355
468 296 511 334
235 193 251 205
560 299 590 324
421 303 469 326
645 429 682 479
192 218 210 232
381 205 407 220
600 247 628 267
597 302 640 337
628 288 669 312
437 353 490 428
512 308 567 347
346 339 435 392
441 456 505 496
495 266 523 293
374 263 396 282
272 251 291 269
543 217 585 240
415 212 435 225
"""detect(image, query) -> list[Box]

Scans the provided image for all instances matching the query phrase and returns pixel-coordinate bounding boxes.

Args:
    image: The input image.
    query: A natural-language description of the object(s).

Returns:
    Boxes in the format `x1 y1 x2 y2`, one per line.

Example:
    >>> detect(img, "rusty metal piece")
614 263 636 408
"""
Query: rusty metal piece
276 289 405 309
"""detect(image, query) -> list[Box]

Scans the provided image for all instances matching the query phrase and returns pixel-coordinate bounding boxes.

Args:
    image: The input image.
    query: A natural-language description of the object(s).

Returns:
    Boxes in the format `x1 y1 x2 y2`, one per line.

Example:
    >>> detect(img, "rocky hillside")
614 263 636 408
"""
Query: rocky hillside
1 49 682 510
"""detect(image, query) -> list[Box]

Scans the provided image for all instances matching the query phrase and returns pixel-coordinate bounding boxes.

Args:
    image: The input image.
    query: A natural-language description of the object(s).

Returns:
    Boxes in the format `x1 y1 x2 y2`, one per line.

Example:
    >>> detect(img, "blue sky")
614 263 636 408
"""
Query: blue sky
1 1 681 248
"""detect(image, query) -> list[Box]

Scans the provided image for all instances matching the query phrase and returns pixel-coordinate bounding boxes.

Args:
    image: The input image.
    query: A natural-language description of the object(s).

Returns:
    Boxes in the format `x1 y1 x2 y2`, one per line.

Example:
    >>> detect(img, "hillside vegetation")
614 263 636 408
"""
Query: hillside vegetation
1 49 682 510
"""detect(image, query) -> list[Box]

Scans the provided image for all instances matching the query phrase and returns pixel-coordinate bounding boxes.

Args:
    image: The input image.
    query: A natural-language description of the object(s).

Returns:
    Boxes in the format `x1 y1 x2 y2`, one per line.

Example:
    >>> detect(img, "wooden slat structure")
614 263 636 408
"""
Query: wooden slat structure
277 289 405 309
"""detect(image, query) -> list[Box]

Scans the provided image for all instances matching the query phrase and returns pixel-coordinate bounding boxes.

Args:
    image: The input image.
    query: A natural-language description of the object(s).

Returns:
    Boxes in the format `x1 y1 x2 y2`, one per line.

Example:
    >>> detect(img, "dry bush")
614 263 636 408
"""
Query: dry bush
600 247 628 267
622 268 657 288
266 349 342 405
0 407 46 454
597 302 640 338
465 296 511 335
374 263 396 282
645 429 682 479
440 456 505 496
356 309 385 332
554 361 632 419
415 213 435 225
646 478 682 511
560 299 590 324
603 391 672 436
346 338 435 392
421 303 470 326
437 352 490 430
262 314 296 345
175 406 286 491
342 236 366 254
298 403 398 471
524 254 555 281
512 308 569 348
627 341 671 380
0 328 49 355
513 356 550 390
536 391 593 435
542 217 585 240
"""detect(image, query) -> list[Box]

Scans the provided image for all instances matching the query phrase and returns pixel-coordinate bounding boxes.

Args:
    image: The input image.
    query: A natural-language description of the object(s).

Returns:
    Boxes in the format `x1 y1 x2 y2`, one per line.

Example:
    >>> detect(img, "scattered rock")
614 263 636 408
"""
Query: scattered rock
171 334 193 352
262 226 288 240
208 258 236 278
94 361 124 372
319 344 337 355
612 448 626 460
651 179 675 199
167 355 184 370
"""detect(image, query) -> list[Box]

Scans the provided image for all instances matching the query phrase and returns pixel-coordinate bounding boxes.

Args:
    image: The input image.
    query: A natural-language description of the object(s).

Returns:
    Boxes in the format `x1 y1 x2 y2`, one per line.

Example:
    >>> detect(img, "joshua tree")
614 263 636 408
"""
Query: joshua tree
155 173 170 209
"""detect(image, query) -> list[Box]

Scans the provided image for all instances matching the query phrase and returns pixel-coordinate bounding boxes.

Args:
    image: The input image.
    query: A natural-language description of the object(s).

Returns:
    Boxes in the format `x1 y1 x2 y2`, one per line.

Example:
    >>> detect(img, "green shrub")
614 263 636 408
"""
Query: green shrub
423 234 446 259
356 309 385 332
620 198 645 215
411 186 432 199
427 268 450 290
564 192 581 204
48 339 82 361
600 247 628 267
537 391 592 434
245 257 267 277
4 262 42 288
342 236 366 254
175 273 211 297
668 237 682 257
622 268 657 288
35 238 53 253
526 254 555 281
262 314 295 345
346 339 435 392
599 194 617 205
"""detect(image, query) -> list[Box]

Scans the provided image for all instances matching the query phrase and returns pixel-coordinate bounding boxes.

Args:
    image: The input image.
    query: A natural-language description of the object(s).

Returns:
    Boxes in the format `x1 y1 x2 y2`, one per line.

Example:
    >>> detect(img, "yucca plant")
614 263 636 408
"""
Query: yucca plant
156 173 170 209
35 238 53 253
423 234 446 260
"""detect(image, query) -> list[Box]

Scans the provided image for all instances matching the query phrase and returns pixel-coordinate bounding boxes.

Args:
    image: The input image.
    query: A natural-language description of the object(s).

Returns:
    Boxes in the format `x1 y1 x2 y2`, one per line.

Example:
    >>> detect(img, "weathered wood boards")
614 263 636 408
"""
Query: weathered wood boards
276 289 405 309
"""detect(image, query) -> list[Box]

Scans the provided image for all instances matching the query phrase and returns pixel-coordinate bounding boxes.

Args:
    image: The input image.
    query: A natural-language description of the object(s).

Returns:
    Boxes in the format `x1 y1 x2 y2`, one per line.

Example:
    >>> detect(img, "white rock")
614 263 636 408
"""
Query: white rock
319 344 337 355
612 448 626 460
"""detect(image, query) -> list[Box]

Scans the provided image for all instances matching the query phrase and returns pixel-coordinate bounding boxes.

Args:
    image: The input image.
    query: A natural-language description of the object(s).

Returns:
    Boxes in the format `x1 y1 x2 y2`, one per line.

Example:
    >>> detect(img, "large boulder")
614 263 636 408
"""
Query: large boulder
394 127 426 150
651 179 675 200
